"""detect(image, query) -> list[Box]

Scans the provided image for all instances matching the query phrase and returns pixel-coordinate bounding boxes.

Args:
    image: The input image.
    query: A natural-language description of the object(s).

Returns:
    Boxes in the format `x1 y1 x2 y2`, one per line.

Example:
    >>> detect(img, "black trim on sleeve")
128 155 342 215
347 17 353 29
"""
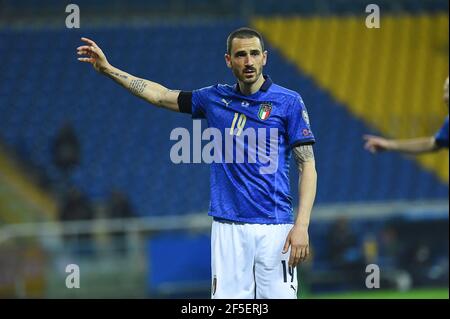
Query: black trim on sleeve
290 139 316 149
177 91 193 114
435 138 447 149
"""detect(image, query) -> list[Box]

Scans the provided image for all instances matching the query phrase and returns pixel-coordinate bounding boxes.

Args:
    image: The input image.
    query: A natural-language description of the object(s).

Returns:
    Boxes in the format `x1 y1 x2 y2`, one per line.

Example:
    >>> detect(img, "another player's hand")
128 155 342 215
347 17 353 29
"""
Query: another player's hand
282 224 310 267
77 37 110 73
363 134 393 153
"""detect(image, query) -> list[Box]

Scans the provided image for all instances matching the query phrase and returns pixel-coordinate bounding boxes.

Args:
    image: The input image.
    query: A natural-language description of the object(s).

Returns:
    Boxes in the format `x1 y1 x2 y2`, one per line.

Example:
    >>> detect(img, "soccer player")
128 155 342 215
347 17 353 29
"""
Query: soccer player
364 77 449 153
77 27 317 299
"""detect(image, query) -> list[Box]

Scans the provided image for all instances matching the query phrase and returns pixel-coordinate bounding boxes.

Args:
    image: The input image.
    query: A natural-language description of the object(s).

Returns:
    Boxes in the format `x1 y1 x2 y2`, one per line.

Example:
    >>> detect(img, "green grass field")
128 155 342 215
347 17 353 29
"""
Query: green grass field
306 288 449 299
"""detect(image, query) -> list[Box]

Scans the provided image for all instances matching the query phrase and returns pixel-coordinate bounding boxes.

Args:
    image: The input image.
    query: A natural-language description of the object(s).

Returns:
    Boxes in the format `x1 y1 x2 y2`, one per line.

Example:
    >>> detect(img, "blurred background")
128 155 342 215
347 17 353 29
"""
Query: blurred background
0 0 448 299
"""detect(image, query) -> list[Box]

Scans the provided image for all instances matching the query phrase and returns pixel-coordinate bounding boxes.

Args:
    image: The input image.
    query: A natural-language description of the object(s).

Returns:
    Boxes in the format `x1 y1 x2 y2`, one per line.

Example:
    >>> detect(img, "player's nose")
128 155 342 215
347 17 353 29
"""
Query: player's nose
244 55 253 66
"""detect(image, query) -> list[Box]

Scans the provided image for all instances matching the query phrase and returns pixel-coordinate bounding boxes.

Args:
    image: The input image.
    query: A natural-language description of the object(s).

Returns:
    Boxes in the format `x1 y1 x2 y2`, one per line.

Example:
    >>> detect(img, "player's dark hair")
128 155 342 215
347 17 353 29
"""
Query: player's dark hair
226 27 265 55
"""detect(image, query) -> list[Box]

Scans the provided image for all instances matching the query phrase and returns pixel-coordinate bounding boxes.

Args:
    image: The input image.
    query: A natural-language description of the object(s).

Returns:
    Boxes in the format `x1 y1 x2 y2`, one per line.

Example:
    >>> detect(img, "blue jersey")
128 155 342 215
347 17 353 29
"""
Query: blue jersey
435 116 449 148
190 76 315 224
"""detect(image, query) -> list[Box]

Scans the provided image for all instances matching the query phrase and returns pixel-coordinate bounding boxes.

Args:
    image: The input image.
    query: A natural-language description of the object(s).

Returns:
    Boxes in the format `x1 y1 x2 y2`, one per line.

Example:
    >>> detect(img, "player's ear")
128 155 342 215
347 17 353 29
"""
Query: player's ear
224 53 232 68
262 50 268 66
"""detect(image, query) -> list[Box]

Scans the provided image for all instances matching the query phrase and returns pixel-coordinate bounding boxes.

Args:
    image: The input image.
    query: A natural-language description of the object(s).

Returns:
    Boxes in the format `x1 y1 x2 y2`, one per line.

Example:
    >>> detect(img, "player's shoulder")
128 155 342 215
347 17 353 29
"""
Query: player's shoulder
216 83 235 93
269 83 304 103
196 84 233 95
270 83 304 107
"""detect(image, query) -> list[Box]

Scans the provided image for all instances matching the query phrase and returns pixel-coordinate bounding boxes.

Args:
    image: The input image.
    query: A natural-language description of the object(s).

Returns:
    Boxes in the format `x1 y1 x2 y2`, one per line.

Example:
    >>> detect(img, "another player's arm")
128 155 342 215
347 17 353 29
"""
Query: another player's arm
363 135 439 154
77 37 180 112
283 144 317 267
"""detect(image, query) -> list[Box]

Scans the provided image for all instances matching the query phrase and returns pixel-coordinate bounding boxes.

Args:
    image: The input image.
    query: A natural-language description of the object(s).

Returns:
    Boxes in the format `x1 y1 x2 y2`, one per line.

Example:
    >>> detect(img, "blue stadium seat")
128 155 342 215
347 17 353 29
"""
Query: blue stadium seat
0 23 447 217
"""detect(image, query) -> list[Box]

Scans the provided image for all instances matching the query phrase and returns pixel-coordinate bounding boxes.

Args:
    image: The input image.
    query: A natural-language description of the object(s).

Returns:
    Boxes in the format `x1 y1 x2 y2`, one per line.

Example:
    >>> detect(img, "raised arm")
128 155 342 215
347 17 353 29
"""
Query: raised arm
282 144 317 267
77 37 180 112
363 135 439 154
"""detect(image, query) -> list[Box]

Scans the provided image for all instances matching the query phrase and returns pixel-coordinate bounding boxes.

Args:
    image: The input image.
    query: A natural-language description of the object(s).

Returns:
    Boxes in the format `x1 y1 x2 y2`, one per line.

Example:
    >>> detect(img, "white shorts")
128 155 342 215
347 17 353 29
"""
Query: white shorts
211 220 298 299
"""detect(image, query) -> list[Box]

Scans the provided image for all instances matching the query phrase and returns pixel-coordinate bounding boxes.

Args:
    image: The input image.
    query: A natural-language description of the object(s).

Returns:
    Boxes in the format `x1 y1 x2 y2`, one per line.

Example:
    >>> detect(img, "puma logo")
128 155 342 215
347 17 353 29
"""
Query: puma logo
290 285 296 292
221 98 232 107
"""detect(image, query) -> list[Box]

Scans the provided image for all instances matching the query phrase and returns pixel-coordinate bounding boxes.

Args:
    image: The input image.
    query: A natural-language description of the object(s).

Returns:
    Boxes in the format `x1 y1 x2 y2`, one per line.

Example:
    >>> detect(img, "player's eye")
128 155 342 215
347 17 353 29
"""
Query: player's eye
250 51 260 56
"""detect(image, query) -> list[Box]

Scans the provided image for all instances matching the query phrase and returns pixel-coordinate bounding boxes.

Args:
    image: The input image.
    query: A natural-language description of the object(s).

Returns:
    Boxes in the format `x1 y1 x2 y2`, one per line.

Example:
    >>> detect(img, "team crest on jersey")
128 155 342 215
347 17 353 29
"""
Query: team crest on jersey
258 103 272 120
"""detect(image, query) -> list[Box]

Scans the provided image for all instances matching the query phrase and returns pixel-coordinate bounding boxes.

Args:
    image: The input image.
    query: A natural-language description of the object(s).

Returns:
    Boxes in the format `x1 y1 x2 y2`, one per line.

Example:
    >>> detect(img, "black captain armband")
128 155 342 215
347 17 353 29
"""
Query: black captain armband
178 91 193 114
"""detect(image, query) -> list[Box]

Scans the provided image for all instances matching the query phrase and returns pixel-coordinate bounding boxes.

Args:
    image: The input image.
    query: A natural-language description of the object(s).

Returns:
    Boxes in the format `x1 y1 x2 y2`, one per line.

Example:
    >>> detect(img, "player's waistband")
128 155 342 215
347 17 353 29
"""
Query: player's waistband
212 216 293 225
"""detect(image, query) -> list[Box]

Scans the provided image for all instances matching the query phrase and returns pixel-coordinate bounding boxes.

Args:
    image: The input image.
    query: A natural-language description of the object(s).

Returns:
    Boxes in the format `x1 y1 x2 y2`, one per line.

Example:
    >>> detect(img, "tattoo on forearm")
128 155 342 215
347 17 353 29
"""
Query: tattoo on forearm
103 68 128 80
293 145 315 166
109 71 128 80
129 79 147 95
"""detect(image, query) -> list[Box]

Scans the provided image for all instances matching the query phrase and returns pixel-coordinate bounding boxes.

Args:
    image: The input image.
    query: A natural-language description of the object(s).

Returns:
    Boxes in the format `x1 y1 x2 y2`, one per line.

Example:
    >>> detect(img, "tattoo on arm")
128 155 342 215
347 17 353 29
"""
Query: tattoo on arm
293 144 315 168
105 69 128 80
110 71 128 79
129 79 147 95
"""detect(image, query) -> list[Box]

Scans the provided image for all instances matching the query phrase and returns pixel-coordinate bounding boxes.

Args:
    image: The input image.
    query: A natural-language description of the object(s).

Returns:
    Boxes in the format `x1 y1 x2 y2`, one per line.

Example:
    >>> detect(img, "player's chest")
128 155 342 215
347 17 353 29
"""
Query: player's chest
207 98 285 131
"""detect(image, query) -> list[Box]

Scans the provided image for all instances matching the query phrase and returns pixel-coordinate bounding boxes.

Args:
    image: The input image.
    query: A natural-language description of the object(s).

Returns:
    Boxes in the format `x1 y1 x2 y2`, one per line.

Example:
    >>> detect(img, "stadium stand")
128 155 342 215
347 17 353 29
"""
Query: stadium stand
0 23 447 217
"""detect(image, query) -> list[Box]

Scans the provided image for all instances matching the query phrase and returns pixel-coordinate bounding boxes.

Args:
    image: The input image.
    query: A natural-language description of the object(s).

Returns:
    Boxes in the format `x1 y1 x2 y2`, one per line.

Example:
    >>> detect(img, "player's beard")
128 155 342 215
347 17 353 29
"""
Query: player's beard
233 65 263 85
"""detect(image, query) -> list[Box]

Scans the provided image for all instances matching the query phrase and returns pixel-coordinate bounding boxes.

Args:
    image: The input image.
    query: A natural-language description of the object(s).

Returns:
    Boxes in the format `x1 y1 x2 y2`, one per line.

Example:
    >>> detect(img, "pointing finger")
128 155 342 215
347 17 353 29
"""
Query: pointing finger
81 37 98 47
78 57 95 63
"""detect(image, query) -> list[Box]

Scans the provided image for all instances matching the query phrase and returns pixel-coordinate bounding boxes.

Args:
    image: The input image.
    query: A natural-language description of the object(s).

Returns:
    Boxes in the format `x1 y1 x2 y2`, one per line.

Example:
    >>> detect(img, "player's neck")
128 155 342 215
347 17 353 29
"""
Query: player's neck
238 75 265 96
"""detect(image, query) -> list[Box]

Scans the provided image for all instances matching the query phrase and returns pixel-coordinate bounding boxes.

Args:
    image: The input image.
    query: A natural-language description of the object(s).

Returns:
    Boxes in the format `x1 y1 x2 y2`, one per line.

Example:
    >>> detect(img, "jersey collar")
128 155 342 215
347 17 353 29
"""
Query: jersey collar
235 74 273 94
